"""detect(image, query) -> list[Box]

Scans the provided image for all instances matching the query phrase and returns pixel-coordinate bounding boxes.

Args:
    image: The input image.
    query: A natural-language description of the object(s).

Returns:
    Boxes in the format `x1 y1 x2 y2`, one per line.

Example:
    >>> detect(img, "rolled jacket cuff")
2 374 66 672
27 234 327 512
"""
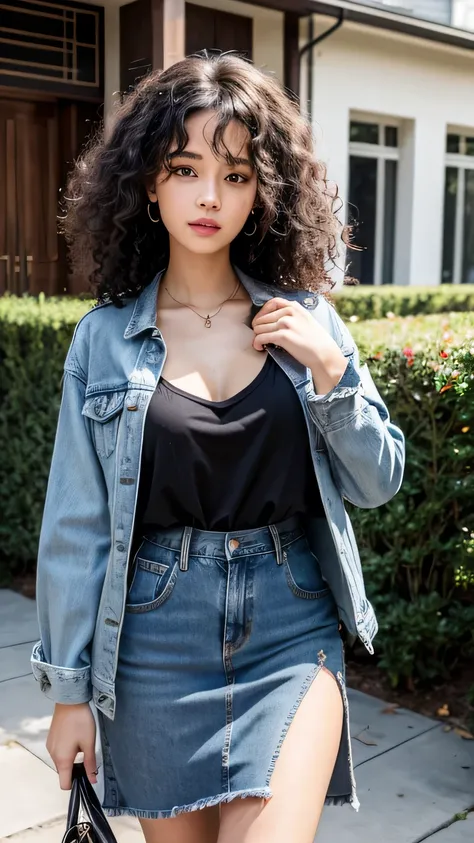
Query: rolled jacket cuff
31 641 92 704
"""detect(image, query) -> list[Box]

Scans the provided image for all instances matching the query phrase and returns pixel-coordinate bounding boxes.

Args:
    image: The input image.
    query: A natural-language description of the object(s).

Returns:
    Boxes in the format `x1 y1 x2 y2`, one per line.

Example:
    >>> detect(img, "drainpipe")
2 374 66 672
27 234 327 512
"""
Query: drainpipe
299 9 345 121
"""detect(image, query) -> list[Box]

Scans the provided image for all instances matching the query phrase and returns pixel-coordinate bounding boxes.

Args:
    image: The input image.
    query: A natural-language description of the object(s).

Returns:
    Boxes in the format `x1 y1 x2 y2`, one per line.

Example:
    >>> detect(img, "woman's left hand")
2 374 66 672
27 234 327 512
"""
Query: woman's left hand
252 297 349 395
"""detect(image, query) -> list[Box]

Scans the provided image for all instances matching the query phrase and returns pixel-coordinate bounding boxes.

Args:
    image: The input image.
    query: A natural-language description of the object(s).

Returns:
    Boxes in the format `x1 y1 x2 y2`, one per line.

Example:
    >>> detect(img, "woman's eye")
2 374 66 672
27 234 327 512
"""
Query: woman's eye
226 173 248 184
173 167 196 177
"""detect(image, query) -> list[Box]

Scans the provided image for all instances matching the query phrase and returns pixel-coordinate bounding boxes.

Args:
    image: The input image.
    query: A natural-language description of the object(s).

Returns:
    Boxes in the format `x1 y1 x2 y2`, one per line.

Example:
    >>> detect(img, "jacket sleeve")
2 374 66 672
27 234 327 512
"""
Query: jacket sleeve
31 350 111 704
306 301 405 509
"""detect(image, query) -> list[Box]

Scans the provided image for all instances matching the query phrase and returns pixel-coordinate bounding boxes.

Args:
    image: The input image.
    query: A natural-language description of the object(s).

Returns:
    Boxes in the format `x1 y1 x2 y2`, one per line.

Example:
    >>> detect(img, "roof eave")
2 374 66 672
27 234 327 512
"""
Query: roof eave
311 1 474 52
237 0 474 53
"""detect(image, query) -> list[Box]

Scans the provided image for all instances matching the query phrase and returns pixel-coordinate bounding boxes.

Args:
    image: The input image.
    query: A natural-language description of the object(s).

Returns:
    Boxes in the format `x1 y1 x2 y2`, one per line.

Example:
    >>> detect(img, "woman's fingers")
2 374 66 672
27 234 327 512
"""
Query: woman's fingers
47 702 97 791
252 306 294 327
83 745 99 785
253 330 288 351
55 752 77 790
253 320 280 334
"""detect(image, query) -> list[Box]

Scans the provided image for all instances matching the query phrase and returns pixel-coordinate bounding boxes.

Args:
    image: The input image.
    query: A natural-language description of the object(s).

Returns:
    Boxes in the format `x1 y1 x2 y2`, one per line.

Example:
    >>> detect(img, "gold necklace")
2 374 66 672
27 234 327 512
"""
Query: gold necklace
164 280 241 328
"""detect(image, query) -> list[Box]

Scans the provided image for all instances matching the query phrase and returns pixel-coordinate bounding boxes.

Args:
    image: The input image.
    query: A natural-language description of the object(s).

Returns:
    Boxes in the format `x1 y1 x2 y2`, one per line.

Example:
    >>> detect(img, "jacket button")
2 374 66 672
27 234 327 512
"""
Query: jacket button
116 543 125 552
303 296 315 307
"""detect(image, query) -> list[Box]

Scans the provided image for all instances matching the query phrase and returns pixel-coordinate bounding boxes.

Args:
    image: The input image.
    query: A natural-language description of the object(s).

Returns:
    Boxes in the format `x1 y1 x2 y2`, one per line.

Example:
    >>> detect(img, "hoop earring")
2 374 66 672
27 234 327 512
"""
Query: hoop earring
244 211 257 237
147 202 160 223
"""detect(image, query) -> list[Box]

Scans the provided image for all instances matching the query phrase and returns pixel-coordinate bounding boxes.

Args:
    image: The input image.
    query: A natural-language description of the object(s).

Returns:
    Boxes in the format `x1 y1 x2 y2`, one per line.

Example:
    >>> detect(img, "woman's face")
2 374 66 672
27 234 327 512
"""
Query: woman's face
148 110 258 254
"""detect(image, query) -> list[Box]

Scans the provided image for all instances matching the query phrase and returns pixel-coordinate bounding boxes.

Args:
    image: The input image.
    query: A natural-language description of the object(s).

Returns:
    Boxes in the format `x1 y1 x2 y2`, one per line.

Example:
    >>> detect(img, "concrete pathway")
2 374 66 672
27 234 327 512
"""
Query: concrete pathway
1 589 472 842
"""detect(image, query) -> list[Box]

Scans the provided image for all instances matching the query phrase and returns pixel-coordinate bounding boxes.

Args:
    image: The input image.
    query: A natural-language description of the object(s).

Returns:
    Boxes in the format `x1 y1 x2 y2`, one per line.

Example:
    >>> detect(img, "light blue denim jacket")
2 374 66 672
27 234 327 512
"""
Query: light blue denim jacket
31 266 405 719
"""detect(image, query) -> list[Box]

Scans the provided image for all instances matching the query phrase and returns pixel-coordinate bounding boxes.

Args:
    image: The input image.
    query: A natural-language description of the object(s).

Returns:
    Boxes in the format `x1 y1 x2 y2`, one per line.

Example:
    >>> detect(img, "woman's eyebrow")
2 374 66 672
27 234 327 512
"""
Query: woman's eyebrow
167 151 202 161
167 150 251 166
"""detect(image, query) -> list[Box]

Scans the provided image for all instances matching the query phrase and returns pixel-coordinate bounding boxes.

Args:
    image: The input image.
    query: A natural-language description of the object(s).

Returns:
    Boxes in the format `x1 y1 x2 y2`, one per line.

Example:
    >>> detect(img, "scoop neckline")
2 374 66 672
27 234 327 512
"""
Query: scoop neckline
160 354 272 408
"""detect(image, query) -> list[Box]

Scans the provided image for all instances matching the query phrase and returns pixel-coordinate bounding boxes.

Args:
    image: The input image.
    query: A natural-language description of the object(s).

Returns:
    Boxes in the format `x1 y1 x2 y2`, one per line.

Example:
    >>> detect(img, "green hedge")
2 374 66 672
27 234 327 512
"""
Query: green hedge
350 311 474 686
0 294 91 569
1 294 474 689
332 284 474 321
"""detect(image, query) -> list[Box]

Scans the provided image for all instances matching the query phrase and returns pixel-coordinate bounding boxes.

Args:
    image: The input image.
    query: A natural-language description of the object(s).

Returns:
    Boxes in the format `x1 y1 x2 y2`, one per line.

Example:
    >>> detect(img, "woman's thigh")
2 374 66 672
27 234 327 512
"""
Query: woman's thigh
139 806 220 843
217 668 343 843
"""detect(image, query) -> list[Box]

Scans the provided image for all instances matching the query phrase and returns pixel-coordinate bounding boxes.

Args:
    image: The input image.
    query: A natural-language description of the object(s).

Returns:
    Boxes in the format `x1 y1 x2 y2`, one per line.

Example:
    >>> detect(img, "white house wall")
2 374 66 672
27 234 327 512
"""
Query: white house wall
453 0 474 31
308 18 474 285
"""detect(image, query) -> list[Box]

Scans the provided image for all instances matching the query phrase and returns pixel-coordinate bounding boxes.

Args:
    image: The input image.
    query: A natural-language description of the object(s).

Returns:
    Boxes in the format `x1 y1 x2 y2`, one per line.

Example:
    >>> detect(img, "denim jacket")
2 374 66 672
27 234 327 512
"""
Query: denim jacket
31 266 405 719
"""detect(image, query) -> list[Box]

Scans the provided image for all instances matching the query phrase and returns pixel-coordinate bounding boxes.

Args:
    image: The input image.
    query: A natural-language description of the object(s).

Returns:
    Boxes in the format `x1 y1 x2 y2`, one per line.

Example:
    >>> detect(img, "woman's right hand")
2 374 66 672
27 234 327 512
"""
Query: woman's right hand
46 702 98 790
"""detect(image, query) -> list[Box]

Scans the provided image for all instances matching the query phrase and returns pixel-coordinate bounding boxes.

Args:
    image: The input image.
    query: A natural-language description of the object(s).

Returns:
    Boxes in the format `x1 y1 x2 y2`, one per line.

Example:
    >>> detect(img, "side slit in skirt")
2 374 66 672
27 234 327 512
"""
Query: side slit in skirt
97 516 359 818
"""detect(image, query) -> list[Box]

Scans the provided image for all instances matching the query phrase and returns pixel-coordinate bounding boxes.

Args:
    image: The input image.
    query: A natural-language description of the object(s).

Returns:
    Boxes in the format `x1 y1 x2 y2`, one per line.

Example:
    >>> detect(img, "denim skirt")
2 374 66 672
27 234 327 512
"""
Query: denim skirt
98 516 359 818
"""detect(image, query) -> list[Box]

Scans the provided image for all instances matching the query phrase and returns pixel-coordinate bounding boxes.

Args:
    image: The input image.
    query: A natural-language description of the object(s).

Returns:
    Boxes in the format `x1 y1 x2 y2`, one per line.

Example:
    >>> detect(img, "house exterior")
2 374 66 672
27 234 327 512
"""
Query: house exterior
2 0 474 294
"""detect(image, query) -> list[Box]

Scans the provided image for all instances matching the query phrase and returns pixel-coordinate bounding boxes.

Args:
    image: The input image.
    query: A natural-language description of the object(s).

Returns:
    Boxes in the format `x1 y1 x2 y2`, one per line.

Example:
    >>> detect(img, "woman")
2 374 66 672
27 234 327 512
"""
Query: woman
31 52 404 843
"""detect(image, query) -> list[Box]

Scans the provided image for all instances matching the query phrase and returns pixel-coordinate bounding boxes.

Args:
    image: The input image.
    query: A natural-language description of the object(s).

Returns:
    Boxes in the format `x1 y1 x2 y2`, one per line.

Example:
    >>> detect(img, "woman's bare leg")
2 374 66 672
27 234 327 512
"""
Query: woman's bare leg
139 805 220 843
217 668 344 843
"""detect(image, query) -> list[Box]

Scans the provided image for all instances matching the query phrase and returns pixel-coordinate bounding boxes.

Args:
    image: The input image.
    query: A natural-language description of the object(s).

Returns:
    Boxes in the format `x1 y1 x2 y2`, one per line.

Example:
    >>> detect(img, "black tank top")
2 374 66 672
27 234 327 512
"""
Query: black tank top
135 354 323 533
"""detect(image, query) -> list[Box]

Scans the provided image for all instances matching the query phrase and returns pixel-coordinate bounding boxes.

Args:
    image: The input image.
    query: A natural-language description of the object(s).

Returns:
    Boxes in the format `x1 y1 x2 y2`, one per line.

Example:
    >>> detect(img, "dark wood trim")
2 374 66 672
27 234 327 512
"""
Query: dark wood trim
120 0 151 93
234 0 310 13
284 11 300 97
120 0 164 93
0 84 101 105
151 0 164 70
0 85 56 103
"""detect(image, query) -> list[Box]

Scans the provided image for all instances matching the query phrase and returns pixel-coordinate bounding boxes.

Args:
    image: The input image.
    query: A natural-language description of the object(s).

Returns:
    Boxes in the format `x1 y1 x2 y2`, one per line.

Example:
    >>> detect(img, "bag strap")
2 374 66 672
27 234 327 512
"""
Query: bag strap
75 763 118 843
65 772 81 829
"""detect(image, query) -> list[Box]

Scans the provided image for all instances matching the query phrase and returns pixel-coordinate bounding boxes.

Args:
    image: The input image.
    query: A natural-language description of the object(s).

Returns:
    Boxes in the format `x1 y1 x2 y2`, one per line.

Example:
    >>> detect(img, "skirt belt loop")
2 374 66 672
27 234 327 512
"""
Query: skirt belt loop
179 526 193 571
268 524 283 566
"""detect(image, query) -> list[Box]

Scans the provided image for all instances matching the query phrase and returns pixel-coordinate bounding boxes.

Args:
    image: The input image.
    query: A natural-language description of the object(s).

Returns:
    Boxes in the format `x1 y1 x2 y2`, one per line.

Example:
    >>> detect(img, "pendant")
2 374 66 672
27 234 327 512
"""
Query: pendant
204 317 211 328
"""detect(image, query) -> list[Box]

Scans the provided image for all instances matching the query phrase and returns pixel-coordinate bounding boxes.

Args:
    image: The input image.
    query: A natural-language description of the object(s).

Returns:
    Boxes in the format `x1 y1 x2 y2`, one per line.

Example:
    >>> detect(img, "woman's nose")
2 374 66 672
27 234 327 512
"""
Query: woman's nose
197 187 221 211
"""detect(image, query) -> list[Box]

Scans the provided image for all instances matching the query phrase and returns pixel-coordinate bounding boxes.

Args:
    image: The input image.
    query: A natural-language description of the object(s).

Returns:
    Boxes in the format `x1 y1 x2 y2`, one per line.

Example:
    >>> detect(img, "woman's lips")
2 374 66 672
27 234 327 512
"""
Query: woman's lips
188 220 221 236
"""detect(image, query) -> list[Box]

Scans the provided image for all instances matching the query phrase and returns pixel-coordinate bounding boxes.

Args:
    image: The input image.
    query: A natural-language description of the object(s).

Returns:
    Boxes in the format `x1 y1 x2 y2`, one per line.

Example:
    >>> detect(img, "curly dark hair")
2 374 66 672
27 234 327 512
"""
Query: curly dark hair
63 51 348 305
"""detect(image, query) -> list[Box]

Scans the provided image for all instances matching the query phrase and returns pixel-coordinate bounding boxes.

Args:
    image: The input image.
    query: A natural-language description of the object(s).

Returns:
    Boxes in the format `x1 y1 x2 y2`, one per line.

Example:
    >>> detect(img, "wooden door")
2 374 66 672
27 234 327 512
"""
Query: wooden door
0 98 60 296
185 3 252 59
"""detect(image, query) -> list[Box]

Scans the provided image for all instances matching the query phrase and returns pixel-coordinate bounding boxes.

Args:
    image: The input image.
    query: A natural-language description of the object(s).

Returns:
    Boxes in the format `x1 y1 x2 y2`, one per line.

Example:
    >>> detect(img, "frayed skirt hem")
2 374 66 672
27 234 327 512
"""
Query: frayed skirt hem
102 787 359 819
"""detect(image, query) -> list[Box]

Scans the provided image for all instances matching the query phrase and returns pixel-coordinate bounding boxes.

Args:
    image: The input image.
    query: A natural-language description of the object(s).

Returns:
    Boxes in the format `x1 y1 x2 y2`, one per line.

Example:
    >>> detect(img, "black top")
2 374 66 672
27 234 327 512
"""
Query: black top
135 354 323 533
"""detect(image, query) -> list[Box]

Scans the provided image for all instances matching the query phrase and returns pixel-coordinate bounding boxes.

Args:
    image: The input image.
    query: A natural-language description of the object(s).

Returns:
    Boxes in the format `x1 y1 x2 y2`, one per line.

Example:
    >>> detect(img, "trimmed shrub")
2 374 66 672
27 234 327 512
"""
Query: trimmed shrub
350 312 474 687
332 284 474 321
0 294 92 573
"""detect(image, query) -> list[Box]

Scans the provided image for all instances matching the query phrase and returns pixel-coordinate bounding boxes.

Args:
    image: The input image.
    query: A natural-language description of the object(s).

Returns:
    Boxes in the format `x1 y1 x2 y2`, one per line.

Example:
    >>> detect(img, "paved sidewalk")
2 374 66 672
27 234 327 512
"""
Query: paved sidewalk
1 588 473 842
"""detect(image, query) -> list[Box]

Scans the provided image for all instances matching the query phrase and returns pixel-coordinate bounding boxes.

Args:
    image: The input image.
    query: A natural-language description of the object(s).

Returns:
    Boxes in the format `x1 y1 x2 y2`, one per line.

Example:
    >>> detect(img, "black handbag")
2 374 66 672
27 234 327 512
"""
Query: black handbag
62 762 118 843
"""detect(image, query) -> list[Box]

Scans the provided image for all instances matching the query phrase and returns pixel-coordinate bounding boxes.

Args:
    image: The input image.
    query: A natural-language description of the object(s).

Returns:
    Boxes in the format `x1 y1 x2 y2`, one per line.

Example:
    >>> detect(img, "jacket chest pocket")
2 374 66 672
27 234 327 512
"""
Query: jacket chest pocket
82 390 126 458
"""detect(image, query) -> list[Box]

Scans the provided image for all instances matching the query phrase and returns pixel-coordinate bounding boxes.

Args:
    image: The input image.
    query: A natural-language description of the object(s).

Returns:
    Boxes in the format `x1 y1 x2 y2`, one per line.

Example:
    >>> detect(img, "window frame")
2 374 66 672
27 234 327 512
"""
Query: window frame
348 116 400 286
443 136 474 284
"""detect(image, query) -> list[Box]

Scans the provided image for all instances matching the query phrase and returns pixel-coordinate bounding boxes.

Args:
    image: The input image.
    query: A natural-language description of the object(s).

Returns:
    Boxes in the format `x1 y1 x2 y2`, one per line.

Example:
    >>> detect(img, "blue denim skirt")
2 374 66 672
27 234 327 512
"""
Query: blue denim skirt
98 516 359 818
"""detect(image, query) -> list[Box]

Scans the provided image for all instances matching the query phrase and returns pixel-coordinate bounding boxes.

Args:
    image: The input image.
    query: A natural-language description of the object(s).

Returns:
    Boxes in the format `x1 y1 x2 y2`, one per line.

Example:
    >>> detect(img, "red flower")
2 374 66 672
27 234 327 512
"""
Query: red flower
440 350 449 359
402 347 415 366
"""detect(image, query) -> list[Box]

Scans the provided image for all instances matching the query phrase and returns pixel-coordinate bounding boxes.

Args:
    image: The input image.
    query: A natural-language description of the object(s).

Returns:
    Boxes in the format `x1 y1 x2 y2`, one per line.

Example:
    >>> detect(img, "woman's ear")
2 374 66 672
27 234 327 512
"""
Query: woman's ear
146 179 157 202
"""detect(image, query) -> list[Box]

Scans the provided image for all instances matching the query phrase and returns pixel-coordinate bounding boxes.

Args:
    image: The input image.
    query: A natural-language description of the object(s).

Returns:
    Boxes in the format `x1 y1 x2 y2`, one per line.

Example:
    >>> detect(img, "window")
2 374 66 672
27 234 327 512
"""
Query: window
0 0 103 97
442 133 474 284
348 119 399 285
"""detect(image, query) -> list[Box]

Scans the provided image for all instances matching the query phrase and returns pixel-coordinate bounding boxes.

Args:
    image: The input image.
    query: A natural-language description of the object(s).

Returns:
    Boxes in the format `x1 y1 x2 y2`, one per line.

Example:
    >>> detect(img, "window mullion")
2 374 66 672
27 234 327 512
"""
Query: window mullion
453 167 465 285
374 157 385 286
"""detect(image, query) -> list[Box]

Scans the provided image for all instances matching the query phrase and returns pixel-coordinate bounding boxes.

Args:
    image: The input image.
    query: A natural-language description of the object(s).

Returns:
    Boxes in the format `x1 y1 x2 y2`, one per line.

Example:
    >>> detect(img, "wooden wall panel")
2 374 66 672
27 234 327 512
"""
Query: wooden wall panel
0 99 60 294
120 0 153 93
214 9 252 58
185 3 253 58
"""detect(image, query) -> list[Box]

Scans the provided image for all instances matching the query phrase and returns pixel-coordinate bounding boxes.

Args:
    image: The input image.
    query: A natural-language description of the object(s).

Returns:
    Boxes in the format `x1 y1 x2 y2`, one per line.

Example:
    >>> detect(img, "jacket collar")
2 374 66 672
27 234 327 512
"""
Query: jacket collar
123 265 316 340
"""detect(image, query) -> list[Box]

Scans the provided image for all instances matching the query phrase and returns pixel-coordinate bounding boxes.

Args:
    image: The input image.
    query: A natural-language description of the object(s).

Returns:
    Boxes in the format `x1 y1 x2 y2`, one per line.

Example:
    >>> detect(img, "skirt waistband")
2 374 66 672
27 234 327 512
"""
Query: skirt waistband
141 515 303 572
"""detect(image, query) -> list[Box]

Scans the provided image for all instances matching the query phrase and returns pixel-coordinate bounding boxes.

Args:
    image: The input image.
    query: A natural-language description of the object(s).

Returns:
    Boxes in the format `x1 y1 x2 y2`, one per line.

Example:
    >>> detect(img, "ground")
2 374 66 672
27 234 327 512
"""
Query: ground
346 653 474 736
